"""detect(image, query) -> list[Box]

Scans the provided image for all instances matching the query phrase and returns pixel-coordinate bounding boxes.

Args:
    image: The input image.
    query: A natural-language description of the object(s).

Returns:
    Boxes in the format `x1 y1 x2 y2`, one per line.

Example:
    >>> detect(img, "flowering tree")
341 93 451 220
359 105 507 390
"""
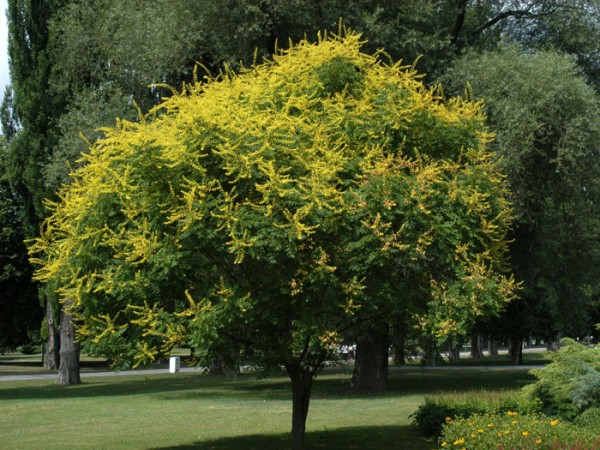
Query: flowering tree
31 31 515 449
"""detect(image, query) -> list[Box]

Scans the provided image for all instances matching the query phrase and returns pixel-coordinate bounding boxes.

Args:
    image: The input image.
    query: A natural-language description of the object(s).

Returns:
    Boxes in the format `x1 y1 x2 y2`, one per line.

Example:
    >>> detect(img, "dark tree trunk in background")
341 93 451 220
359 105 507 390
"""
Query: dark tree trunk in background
45 299 60 370
470 333 482 359
56 302 80 385
488 339 499 356
352 324 389 392
509 335 523 365
208 354 225 375
448 344 461 361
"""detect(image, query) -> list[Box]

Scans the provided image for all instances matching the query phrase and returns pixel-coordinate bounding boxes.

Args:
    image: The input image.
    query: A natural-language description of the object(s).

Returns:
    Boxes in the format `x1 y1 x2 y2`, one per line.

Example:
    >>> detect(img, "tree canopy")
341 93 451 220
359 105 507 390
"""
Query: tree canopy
30 31 516 448
442 46 600 343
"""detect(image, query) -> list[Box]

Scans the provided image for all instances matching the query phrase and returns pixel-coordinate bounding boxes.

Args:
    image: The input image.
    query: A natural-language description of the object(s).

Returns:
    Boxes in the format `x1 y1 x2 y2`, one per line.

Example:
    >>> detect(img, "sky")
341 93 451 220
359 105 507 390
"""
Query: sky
0 0 9 108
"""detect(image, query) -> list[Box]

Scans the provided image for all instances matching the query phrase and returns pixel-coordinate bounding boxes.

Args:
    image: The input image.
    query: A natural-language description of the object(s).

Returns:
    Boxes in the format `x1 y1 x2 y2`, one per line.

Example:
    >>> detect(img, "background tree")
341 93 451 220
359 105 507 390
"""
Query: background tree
0 136 41 353
442 46 600 360
2 0 67 373
30 33 515 449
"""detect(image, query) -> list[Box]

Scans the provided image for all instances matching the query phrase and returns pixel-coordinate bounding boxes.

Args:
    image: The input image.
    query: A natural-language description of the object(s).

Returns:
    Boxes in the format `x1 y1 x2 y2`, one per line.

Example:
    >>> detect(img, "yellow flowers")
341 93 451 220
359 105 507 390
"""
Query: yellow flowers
440 412 595 450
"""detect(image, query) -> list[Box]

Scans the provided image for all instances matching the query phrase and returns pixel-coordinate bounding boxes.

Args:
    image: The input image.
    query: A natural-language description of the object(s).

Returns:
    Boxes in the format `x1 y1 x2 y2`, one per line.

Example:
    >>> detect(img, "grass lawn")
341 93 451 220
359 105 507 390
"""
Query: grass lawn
0 360 536 450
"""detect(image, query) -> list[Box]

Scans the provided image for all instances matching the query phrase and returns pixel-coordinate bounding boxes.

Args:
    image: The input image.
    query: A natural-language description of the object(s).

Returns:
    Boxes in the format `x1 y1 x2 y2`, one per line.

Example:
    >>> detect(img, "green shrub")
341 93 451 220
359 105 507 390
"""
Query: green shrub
19 342 37 355
439 412 600 449
575 407 600 429
523 339 600 419
411 390 540 437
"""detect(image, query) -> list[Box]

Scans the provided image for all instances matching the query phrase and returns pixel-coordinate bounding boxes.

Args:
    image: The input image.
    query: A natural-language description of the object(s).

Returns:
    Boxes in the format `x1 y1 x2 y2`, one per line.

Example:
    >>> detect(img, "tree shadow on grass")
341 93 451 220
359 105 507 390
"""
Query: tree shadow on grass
0 372 292 401
385 367 536 394
0 367 535 402
150 424 432 450
0 358 109 370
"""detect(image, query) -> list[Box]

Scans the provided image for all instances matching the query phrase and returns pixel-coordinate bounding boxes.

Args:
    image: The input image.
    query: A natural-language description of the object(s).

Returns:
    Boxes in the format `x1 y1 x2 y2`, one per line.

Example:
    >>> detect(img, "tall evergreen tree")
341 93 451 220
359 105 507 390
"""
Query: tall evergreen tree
2 0 72 380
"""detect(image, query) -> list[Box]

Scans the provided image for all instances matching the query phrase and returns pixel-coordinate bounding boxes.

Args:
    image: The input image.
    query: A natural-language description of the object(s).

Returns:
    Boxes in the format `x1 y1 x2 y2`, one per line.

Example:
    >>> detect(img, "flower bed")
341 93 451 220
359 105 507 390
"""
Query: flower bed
439 411 600 449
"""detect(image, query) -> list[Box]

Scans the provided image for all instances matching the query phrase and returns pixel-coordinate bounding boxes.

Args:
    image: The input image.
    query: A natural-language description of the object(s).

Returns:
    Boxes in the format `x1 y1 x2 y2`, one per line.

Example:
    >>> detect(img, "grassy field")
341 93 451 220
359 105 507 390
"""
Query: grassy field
0 354 537 450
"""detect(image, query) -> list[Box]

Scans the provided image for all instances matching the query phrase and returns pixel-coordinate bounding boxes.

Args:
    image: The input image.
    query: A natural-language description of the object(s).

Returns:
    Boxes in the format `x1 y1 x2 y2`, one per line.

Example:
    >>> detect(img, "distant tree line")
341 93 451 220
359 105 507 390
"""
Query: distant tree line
2 0 600 387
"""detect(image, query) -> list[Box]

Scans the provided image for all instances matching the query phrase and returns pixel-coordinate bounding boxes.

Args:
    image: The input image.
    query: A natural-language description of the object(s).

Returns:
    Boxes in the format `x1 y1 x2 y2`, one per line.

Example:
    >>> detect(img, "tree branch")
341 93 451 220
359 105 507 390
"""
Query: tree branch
334 309 390 335
468 0 563 40
469 9 538 38
451 0 468 45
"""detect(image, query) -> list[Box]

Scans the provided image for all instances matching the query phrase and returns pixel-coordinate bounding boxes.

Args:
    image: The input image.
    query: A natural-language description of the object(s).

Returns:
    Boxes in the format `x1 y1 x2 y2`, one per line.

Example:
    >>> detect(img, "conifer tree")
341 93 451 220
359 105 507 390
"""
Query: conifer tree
1 0 69 376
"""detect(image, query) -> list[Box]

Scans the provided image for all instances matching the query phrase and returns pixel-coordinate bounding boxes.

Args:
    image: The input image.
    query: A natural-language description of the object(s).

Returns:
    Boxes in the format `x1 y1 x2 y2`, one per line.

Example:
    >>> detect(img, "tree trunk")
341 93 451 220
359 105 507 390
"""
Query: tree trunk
488 339 499 356
287 366 314 450
448 344 461 361
470 333 482 359
508 335 522 365
352 324 389 392
393 314 406 366
45 299 60 371
208 354 224 375
56 302 80 385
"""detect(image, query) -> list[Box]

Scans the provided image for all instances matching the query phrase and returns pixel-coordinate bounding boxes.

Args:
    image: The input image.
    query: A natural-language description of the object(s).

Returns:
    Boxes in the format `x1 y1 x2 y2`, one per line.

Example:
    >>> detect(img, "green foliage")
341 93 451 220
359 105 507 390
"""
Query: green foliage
439 412 600 449
442 45 600 340
523 338 600 419
39 317 49 341
30 32 515 372
0 138 42 352
42 83 136 193
19 334 40 355
506 0 600 89
48 0 207 98
575 407 600 429
4 0 66 221
411 390 540 437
